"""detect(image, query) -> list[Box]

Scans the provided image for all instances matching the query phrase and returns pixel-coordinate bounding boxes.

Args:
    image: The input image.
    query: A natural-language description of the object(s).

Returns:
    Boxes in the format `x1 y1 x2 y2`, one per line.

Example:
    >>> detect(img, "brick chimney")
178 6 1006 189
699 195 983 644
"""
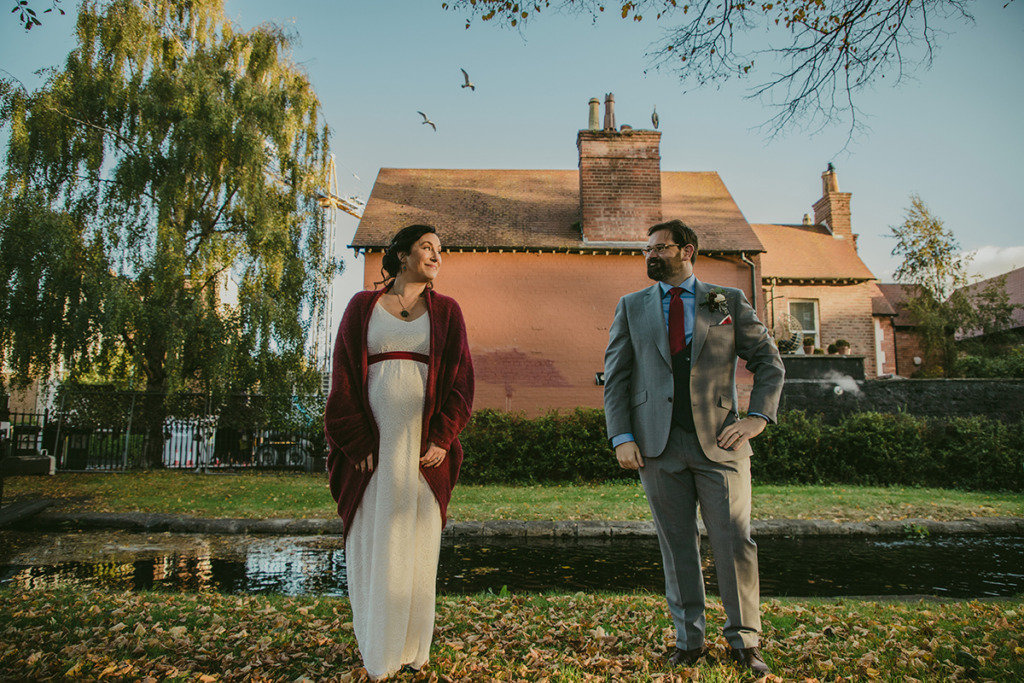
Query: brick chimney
812 163 854 243
577 95 662 242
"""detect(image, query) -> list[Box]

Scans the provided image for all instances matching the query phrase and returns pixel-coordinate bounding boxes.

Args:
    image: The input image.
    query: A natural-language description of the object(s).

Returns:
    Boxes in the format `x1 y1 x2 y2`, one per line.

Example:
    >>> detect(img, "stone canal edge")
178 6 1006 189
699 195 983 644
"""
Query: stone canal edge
10 512 1024 538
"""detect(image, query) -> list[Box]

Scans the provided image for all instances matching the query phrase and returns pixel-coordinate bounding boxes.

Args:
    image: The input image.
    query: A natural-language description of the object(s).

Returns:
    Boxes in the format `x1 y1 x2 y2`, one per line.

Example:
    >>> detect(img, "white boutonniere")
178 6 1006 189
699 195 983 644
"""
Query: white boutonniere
700 288 729 315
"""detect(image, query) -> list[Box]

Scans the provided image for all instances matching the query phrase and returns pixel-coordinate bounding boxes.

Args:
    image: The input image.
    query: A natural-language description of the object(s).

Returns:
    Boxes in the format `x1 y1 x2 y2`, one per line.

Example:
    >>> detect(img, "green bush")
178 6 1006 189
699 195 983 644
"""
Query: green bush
833 412 930 486
459 408 630 484
748 410 829 484
922 416 1023 491
955 346 1024 378
459 408 1024 491
754 411 1022 490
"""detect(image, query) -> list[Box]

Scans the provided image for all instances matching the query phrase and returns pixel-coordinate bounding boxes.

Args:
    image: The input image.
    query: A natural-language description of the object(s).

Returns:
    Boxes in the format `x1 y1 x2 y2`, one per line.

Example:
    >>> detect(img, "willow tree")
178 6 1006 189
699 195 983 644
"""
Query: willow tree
0 0 337 466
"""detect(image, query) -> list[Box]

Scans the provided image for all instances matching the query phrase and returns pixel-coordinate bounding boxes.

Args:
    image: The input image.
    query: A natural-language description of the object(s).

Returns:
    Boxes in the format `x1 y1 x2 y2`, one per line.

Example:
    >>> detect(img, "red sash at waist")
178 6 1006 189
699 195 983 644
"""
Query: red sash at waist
367 351 430 365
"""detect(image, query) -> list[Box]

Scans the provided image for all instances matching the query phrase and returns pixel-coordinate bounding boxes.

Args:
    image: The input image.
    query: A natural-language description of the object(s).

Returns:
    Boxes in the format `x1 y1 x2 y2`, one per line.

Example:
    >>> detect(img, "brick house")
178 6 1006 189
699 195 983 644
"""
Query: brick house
752 166 898 378
877 283 930 377
350 97 895 414
877 266 1024 377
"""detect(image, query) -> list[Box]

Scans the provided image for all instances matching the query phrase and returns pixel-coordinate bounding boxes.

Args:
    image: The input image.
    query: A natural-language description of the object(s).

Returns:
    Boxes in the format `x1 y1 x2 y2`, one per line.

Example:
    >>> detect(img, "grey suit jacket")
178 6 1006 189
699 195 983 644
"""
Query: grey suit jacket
603 279 785 462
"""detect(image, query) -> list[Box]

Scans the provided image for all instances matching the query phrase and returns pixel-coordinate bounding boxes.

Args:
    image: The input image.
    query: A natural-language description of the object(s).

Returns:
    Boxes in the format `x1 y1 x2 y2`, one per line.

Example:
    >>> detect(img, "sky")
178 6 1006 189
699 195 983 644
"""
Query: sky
3 0 1023 326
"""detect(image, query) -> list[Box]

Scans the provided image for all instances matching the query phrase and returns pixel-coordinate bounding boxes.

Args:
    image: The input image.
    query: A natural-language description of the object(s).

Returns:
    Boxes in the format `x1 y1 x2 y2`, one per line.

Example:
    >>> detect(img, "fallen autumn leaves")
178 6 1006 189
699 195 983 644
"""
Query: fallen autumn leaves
1 588 1021 681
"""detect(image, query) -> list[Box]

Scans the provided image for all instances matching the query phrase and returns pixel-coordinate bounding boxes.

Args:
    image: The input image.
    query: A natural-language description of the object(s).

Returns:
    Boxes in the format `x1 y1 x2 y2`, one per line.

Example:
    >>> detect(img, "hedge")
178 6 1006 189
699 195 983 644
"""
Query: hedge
458 408 1024 491
956 346 1024 378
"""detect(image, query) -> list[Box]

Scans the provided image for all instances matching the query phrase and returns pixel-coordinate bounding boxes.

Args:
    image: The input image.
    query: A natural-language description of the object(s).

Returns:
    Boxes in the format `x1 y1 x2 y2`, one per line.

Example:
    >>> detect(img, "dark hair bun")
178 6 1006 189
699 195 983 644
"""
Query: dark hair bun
381 246 402 279
380 224 438 280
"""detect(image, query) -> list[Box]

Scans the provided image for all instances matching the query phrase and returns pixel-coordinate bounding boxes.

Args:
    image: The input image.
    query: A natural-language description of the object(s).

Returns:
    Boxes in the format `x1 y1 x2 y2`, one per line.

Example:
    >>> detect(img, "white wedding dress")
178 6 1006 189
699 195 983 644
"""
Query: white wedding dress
345 303 442 679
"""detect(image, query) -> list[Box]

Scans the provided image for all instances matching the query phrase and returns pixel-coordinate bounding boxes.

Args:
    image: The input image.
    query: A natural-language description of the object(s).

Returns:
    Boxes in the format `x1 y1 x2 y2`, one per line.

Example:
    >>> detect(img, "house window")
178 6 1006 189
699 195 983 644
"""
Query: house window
789 300 819 348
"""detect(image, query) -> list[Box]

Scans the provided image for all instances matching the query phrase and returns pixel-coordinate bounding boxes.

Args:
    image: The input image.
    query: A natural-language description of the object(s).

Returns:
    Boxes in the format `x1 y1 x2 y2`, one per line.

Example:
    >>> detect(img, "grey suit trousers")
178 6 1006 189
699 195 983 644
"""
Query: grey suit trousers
638 425 760 650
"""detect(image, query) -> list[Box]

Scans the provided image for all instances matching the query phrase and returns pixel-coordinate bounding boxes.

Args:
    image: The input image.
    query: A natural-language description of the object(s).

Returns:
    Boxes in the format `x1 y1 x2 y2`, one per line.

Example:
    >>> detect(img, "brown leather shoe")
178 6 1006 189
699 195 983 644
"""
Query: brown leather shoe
668 645 707 666
728 646 770 676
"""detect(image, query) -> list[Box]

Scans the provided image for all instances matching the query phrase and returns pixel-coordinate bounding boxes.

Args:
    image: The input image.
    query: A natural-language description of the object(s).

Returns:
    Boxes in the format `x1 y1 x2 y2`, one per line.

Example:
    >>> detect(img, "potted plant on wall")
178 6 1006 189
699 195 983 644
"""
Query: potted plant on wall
835 339 851 355
803 336 816 355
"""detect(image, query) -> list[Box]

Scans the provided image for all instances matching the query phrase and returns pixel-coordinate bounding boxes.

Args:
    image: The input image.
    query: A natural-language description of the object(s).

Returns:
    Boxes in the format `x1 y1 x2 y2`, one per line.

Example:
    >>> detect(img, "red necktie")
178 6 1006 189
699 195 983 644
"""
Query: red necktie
669 287 686 355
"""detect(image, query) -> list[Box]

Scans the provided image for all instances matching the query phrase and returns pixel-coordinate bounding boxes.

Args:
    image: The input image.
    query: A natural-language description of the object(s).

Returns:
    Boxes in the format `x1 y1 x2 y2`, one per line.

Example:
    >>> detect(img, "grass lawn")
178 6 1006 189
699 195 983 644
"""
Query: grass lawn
0 587 1020 681
4 471 1022 521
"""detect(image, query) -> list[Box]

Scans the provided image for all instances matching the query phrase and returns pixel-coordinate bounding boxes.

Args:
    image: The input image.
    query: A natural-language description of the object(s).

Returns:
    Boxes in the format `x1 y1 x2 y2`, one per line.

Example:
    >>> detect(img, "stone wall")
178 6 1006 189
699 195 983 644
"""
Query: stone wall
780 378 1024 422
781 355 866 380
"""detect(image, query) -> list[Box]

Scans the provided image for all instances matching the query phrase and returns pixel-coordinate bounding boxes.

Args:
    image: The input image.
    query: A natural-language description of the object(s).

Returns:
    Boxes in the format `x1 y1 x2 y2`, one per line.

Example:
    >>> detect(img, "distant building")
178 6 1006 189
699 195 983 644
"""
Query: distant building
350 96 896 414
877 283 931 377
753 165 897 378
955 265 1024 340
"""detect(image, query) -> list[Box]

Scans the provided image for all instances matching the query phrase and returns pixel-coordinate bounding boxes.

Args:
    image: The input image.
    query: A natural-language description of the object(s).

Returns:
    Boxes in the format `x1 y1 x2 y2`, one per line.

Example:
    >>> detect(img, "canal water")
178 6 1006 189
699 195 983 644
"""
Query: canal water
2 531 1022 598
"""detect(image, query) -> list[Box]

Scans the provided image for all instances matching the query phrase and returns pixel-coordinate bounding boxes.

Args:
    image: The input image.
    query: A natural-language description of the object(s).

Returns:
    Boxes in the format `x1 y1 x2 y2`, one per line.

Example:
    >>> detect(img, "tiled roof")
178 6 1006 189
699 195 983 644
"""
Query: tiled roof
872 295 897 316
750 223 875 280
956 265 1024 330
877 283 923 327
351 168 764 252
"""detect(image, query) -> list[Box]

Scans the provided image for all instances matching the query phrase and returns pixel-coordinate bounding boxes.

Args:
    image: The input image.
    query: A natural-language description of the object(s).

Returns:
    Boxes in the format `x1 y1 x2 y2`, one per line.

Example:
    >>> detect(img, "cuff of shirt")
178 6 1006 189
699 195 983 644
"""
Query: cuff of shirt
611 433 635 448
748 412 770 424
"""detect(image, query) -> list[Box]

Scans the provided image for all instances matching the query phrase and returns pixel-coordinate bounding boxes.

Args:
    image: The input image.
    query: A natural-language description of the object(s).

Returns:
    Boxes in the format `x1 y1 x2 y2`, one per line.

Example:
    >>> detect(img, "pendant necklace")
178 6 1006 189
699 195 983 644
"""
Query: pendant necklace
394 288 418 318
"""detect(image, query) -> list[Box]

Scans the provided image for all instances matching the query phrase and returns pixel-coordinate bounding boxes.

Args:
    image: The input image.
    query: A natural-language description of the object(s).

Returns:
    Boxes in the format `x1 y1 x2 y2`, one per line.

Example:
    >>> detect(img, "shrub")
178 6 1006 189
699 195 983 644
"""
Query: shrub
459 408 1023 491
750 410 831 484
922 415 1023 490
459 408 628 484
955 346 1024 378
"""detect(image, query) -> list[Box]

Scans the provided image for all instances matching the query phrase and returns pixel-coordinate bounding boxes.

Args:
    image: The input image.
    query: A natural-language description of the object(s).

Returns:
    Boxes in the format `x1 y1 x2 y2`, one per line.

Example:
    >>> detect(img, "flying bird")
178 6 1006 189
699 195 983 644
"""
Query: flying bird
417 111 437 132
460 68 475 91
651 105 659 130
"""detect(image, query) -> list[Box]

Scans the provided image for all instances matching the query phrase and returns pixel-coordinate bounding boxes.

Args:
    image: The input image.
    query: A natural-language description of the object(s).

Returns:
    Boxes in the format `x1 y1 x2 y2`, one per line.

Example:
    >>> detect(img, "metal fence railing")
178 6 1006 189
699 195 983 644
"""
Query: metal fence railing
6 410 48 457
3 408 326 472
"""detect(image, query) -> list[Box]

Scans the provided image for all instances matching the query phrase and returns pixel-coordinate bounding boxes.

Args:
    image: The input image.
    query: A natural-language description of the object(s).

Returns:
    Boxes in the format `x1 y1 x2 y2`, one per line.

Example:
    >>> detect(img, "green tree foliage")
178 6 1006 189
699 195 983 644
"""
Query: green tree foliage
444 0 990 136
10 0 65 30
0 0 337 464
890 195 1014 377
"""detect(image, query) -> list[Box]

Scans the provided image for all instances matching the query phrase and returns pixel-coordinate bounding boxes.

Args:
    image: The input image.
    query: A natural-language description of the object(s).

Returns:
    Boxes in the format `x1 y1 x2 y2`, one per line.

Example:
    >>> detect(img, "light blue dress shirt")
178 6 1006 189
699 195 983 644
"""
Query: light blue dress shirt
610 276 767 449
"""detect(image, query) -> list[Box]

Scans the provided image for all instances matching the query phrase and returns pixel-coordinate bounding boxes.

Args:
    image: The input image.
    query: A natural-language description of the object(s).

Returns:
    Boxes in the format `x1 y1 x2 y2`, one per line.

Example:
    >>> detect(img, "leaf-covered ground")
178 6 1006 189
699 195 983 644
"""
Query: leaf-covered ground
5 473 1023 522
1 588 1021 681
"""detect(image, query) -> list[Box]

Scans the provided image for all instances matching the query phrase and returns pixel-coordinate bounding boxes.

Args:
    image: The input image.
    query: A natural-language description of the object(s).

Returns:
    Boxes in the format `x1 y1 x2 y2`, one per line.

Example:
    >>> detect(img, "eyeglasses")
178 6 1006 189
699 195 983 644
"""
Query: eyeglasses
642 243 681 256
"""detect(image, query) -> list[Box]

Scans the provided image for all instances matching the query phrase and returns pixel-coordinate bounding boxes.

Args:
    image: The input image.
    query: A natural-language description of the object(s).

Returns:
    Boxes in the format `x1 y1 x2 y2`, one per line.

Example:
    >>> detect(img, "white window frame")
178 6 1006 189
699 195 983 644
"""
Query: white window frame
789 299 820 350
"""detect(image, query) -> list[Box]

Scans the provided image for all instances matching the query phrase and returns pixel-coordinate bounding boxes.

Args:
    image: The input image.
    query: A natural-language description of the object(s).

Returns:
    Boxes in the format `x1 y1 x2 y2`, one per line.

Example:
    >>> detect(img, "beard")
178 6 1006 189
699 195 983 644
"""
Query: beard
646 258 670 281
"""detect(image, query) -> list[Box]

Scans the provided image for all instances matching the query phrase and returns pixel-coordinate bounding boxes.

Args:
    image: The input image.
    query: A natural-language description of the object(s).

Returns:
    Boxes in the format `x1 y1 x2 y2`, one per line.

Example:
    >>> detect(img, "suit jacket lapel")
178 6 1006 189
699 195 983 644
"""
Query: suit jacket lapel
641 284 672 367
690 279 712 365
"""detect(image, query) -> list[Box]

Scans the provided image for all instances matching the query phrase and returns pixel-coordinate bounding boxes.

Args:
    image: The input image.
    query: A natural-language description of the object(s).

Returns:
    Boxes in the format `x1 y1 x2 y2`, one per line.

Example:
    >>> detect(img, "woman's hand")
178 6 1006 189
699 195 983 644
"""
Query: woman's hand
355 454 374 472
420 442 447 468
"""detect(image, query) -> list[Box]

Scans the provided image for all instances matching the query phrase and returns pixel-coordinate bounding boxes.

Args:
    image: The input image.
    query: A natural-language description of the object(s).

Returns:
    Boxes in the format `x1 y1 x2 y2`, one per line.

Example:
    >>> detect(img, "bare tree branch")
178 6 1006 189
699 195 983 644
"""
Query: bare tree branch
445 0 982 137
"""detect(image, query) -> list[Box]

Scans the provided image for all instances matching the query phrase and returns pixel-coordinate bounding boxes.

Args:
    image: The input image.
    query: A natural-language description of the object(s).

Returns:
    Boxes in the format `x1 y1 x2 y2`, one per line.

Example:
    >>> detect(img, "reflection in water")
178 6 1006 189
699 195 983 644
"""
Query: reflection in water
1 532 1023 598
1 537 349 596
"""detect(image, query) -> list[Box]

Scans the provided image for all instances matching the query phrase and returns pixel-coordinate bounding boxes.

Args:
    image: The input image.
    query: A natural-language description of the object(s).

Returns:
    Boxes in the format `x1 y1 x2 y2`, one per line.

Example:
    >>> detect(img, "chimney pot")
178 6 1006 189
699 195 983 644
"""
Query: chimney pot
802 213 812 225
620 124 632 132
603 93 616 131
822 164 839 194
588 98 600 130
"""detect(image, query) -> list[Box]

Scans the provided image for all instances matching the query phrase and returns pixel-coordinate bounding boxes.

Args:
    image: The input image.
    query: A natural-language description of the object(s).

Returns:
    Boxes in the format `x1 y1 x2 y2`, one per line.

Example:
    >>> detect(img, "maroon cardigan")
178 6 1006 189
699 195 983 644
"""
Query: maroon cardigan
324 286 474 538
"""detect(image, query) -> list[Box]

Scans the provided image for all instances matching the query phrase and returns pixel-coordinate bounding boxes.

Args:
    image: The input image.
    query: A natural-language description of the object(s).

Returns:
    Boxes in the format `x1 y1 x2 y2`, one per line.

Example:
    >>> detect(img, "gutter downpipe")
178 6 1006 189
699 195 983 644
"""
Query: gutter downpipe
739 253 758 311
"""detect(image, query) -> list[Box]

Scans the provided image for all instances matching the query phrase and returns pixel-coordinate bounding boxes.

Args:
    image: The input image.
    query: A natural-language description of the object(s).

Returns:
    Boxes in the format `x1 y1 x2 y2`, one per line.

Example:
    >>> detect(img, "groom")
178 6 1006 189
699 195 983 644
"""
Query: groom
603 220 785 676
